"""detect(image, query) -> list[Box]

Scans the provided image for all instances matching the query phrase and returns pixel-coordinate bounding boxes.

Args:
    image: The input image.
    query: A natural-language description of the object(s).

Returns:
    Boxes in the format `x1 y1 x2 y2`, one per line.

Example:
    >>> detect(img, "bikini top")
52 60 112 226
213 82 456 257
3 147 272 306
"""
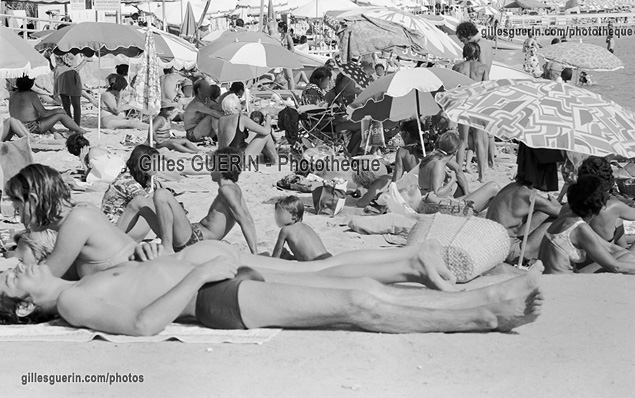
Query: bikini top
544 219 587 264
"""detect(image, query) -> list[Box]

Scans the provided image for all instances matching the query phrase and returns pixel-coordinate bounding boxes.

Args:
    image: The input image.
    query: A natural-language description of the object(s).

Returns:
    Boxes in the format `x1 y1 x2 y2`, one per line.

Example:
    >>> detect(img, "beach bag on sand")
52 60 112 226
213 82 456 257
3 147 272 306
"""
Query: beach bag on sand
312 178 347 217
86 154 125 184
417 198 475 217
0 137 33 186
407 213 510 283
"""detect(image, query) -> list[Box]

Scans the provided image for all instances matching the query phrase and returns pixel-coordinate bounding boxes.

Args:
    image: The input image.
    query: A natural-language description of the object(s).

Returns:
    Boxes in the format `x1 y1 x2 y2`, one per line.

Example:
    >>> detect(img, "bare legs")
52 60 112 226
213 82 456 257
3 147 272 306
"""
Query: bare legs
156 139 201 154
1 118 31 141
245 134 277 165
39 113 87 134
462 181 500 212
190 115 216 142
101 116 148 130
115 196 161 243
153 188 193 252
473 128 489 182
457 124 470 172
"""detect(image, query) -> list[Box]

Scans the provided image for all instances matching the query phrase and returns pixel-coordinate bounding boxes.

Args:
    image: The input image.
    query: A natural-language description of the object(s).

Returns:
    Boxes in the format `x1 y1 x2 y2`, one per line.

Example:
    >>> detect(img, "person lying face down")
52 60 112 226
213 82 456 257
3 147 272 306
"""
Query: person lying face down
5 164 140 279
0 239 543 335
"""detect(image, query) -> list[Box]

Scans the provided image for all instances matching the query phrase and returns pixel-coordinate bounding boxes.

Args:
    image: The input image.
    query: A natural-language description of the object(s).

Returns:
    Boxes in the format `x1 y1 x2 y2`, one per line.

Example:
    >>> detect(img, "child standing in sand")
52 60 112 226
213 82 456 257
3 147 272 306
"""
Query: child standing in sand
272 196 331 261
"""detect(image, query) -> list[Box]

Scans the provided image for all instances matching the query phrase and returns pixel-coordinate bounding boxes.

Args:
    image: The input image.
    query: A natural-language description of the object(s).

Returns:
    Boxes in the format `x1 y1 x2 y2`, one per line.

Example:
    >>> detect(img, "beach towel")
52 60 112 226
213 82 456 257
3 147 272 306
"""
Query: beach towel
86 153 125 184
376 166 421 216
0 137 33 186
0 320 281 344
347 213 416 236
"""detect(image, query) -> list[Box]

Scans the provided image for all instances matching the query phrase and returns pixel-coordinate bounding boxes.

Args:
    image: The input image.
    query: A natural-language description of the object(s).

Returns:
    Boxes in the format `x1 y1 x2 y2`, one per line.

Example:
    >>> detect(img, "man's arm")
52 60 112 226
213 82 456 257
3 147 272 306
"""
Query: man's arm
578 225 635 274
58 259 238 336
391 149 405 183
534 195 562 217
191 102 223 118
221 186 258 254
446 160 470 195
31 94 64 118
272 229 288 258
616 201 635 221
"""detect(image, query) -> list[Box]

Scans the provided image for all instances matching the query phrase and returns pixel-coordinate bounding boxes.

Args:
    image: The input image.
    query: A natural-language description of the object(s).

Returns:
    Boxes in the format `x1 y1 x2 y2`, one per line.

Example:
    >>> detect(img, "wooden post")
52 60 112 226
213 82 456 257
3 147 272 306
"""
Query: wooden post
259 0 265 32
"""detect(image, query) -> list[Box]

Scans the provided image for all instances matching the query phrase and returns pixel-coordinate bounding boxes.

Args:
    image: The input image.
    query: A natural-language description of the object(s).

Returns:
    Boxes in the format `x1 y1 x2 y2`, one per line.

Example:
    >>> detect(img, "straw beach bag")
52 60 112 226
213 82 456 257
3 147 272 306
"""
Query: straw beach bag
406 213 510 282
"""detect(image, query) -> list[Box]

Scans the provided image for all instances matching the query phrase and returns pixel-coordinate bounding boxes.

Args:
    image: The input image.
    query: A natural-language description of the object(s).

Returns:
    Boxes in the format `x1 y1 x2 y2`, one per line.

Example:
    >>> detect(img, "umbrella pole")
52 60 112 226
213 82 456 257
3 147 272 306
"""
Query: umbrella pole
97 49 101 141
259 0 265 32
415 92 426 157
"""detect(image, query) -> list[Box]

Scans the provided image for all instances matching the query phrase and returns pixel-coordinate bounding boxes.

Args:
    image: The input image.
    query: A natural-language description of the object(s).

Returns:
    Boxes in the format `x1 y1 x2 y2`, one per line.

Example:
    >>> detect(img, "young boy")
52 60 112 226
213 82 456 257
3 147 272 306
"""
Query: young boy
272 196 331 261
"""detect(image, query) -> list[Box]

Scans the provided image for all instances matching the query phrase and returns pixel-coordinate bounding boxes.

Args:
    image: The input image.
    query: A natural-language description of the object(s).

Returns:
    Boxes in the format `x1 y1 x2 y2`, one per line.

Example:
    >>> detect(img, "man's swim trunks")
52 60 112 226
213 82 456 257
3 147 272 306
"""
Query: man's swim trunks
186 128 204 142
506 236 523 263
22 120 41 135
174 223 205 252
195 266 265 329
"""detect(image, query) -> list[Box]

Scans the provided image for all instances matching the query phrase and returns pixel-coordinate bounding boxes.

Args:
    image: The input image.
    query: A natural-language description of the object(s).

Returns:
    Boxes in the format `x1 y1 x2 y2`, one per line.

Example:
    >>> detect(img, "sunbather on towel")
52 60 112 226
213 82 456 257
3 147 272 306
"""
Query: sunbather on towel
153 147 259 254
272 196 331 261
5 164 147 279
0 237 543 334
487 176 562 264
1 117 31 141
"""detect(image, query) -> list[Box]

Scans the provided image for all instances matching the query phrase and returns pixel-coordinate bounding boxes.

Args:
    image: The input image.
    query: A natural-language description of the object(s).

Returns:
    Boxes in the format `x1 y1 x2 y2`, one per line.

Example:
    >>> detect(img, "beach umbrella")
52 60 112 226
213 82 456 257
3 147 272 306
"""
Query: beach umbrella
564 0 580 9
197 34 302 82
502 0 548 8
478 5 501 15
348 68 474 154
293 0 359 18
360 8 462 60
0 25 49 79
133 28 161 149
539 42 624 72
348 68 474 123
180 2 198 40
144 29 198 70
206 30 280 45
36 22 145 139
490 61 534 79
339 63 373 90
436 79 635 158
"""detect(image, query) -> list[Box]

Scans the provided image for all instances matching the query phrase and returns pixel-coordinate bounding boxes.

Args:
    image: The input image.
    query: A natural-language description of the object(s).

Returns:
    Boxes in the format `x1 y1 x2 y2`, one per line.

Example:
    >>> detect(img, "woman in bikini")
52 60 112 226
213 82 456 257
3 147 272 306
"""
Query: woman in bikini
217 94 277 165
5 164 140 280
418 131 499 213
101 145 162 243
100 75 148 130
539 175 635 275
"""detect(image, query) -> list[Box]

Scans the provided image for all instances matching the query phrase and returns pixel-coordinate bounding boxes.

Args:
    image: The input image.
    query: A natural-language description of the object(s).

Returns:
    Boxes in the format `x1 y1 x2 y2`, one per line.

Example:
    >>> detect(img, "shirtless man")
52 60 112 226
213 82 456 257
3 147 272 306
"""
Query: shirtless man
456 21 493 74
153 147 258 254
0 239 543 335
453 41 491 182
183 79 223 142
487 177 562 263
9 77 87 136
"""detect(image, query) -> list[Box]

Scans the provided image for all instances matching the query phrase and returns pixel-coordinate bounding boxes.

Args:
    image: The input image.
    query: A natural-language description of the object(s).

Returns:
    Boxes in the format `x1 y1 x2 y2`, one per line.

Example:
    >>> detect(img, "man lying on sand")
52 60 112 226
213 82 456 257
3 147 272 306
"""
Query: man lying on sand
153 147 259 254
9 77 87 136
0 238 543 335
487 176 562 264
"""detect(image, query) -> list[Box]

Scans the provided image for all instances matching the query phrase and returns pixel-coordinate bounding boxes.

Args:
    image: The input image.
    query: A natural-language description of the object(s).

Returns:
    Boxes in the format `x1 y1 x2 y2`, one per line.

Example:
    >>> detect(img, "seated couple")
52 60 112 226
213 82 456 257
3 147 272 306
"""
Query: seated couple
8 76 87 137
100 146 259 253
2 227 543 335
183 79 223 143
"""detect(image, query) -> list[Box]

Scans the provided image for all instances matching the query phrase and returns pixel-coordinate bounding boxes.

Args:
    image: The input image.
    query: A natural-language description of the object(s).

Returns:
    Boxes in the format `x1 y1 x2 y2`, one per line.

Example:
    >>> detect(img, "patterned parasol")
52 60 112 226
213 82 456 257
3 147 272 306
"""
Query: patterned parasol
539 42 624 72
339 63 372 90
133 28 161 147
436 79 635 157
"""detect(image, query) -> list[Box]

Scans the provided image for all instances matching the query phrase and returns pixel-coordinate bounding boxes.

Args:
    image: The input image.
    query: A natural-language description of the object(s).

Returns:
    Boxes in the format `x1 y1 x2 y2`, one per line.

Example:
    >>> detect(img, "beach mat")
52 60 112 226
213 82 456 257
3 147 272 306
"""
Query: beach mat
0 320 281 344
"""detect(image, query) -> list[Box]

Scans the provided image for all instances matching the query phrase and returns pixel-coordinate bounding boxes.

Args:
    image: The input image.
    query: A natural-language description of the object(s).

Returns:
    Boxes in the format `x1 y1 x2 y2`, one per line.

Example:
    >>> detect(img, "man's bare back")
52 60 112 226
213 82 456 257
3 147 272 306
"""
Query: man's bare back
474 36 493 73
160 73 186 104
279 222 329 261
9 91 40 122
453 60 489 82
198 193 237 240
487 182 536 236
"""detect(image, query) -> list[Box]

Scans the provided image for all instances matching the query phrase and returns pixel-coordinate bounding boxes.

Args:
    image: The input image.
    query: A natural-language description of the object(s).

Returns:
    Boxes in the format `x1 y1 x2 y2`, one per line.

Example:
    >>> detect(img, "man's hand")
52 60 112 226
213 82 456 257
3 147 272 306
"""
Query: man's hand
194 256 238 283
416 240 458 292
131 242 165 262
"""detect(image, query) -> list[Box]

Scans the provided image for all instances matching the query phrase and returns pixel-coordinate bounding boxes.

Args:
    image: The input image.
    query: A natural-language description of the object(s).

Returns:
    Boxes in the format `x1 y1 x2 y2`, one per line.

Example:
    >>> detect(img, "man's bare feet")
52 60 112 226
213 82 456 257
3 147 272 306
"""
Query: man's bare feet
485 288 543 332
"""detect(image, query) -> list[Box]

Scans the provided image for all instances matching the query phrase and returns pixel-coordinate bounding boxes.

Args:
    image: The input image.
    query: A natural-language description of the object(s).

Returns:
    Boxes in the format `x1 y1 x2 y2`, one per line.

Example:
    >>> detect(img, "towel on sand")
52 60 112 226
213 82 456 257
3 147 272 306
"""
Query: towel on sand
0 319 280 344
0 137 33 186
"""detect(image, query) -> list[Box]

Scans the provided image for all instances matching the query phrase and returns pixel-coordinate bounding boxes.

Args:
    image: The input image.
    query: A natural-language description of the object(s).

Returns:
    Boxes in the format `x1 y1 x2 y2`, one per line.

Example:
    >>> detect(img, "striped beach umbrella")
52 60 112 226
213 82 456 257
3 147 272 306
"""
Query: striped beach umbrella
0 25 49 79
347 68 474 123
133 28 161 147
436 79 635 157
144 28 198 70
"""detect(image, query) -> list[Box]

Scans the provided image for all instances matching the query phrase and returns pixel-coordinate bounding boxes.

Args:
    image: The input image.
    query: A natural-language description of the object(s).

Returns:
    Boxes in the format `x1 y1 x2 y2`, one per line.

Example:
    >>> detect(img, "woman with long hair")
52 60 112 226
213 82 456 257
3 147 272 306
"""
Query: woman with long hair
101 145 161 242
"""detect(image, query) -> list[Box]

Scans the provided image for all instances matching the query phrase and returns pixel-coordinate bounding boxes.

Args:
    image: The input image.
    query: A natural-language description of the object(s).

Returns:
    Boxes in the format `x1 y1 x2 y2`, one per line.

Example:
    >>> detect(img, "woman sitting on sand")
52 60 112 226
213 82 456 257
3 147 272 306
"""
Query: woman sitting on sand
217 94 277 164
539 175 635 275
5 164 141 279
65 133 123 183
562 157 635 248
418 131 499 213
148 101 200 154
101 145 161 242
100 75 148 130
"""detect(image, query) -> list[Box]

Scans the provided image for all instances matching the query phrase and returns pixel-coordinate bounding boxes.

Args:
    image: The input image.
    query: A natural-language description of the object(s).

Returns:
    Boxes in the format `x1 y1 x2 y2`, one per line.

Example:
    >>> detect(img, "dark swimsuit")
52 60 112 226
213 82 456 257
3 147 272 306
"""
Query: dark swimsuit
195 267 265 329
228 118 249 151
